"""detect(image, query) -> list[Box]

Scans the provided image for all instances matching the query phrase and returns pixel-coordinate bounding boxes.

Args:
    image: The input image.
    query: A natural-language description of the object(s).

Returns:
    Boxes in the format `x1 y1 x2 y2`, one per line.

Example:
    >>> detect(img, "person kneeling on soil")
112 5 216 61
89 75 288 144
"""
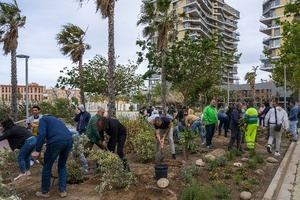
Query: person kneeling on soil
0 118 37 181
150 117 176 160
96 116 129 170
31 115 73 198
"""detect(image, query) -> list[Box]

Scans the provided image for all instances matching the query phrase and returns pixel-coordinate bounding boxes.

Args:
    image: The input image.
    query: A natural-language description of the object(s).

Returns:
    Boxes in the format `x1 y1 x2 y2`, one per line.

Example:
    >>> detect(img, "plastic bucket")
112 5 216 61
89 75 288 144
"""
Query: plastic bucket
155 164 168 180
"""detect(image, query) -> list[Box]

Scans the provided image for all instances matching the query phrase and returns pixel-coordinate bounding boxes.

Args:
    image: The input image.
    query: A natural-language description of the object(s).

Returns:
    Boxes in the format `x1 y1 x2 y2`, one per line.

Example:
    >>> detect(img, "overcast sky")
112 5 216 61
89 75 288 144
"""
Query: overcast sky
0 0 270 87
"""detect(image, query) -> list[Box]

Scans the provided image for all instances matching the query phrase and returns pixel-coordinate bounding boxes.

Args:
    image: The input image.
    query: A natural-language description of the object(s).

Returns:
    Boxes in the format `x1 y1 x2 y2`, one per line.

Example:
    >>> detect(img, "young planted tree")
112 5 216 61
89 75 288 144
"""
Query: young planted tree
272 0 300 100
78 0 116 117
56 23 91 107
57 55 143 100
0 0 26 120
137 0 182 114
244 70 256 101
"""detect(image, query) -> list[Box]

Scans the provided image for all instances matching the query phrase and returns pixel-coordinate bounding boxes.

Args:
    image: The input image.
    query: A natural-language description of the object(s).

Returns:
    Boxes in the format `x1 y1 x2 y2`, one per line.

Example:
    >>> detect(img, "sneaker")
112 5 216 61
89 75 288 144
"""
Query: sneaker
172 154 176 160
35 191 50 198
266 144 272 154
14 173 26 181
201 142 205 145
59 191 67 198
274 151 280 157
25 171 31 176
30 160 34 166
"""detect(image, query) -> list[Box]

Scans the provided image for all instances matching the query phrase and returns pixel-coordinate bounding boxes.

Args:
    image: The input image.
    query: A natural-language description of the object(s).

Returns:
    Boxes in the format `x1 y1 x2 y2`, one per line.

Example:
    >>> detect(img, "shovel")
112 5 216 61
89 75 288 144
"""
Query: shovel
155 144 164 164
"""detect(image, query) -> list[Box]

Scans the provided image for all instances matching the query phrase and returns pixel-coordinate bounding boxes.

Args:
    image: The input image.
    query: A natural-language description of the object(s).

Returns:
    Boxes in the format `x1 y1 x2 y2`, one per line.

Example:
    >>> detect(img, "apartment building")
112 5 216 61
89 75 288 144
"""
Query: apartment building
174 0 240 83
0 83 45 103
260 0 294 71
44 88 81 103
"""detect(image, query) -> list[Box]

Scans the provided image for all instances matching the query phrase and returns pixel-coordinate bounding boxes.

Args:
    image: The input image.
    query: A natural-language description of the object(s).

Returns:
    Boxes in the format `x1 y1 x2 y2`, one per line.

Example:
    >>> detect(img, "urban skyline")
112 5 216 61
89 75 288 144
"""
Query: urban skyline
0 0 267 87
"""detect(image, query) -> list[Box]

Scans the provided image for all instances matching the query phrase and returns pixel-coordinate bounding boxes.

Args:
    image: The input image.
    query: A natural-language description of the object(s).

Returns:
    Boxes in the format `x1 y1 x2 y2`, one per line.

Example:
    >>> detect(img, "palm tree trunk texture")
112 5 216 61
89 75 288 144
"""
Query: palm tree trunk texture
161 50 167 115
11 49 18 121
107 0 116 117
78 57 86 108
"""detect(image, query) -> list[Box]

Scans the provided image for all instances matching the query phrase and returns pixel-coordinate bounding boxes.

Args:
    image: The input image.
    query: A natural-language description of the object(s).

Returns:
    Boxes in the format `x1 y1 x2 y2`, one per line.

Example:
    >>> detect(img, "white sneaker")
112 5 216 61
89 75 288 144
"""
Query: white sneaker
25 171 31 176
14 173 26 181
274 151 280 157
30 160 34 166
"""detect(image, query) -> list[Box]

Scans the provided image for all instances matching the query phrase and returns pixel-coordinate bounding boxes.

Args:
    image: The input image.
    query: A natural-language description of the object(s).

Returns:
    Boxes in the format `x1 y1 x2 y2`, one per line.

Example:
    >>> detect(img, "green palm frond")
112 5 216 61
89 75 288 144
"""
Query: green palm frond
77 0 112 18
0 1 26 54
56 23 91 63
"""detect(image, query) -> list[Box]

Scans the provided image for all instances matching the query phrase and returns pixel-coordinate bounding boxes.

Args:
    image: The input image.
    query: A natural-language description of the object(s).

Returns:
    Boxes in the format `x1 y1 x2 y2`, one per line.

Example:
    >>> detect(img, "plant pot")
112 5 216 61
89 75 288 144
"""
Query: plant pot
154 164 168 180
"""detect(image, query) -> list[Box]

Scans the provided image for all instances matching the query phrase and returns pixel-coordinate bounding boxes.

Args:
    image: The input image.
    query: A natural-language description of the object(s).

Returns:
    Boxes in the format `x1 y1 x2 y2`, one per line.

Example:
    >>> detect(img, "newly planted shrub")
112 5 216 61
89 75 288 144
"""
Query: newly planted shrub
213 182 231 200
67 160 84 184
179 130 198 160
132 130 155 163
181 183 214 200
181 164 201 184
207 157 228 171
89 150 135 194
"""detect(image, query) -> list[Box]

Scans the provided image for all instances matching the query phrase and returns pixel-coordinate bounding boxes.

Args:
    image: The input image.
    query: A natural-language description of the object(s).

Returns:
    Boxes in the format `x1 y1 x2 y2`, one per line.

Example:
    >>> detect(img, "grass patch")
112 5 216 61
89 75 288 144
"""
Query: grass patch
207 157 228 171
213 182 231 200
226 148 242 161
181 164 201 184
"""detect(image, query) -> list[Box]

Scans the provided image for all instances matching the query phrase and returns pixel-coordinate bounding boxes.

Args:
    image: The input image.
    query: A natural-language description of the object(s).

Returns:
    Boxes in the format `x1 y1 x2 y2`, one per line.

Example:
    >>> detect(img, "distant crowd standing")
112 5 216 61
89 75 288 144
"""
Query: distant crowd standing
0 97 299 198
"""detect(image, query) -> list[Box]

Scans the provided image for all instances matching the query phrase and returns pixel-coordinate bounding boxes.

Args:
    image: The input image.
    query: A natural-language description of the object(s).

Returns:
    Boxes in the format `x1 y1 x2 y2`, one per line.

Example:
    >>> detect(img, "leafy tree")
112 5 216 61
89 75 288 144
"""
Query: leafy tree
272 0 300 99
57 55 143 99
0 0 26 120
165 35 226 105
56 23 91 107
137 0 183 113
78 0 117 117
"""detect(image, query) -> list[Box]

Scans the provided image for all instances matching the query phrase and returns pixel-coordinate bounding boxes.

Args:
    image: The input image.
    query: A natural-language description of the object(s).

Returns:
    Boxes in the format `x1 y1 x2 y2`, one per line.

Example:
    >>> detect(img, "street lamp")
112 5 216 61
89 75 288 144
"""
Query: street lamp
16 54 30 118
284 65 287 110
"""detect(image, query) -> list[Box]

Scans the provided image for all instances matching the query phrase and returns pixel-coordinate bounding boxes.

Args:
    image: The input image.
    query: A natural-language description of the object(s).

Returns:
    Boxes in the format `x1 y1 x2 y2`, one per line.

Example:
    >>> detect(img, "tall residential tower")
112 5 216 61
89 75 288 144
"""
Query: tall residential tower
173 0 240 83
260 0 294 71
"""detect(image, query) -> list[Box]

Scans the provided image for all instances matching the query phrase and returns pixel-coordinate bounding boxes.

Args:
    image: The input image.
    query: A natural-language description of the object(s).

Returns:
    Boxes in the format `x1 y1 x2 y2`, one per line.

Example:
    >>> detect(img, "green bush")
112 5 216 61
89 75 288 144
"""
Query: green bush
181 164 201 184
213 183 231 200
181 183 214 200
67 160 84 184
132 130 155 163
207 157 228 171
89 150 135 194
226 148 242 161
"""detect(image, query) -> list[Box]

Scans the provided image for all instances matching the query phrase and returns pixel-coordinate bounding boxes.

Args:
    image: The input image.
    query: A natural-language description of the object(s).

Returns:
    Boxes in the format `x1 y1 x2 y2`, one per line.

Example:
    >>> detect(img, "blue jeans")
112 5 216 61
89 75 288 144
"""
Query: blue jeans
191 120 204 143
205 124 216 146
42 140 73 193
289 120 298 141
18 136 37 173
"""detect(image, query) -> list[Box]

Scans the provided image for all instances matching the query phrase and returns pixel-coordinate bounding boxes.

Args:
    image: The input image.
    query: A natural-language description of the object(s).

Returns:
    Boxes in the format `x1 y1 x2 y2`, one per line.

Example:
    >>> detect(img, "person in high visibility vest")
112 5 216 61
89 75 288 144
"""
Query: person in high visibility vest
244 101 258 151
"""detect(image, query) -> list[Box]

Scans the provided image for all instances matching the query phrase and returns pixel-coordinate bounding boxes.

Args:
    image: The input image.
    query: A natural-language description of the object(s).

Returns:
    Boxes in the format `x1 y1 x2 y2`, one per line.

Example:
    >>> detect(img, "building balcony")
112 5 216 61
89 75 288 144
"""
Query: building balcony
183 17 211 32
182 23 211 38
260 15 279 25
186 0 212 13
263 0 282 15
260 25 279 35
223 4 240 19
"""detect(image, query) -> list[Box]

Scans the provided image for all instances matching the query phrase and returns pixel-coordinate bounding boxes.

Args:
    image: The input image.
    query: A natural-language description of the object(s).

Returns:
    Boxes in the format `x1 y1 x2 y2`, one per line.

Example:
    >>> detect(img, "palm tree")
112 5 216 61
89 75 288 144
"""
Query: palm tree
78 0 116 117
137 0 181 114
56 23 91 107
244 66 259 103
0 0 26 120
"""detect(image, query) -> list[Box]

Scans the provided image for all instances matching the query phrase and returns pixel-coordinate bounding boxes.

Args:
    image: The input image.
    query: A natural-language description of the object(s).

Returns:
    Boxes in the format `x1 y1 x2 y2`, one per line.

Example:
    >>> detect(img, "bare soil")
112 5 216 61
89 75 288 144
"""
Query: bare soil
2 130 290 200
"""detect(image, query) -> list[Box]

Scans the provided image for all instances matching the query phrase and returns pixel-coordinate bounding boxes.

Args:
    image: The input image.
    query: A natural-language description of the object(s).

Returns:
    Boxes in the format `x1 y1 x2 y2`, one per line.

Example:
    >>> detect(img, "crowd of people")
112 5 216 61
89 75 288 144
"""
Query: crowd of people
0 97 299 198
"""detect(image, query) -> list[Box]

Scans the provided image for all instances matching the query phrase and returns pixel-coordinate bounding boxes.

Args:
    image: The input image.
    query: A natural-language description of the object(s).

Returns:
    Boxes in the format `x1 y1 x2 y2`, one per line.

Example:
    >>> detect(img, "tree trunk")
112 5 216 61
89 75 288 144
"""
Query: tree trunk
78 57 86 108
11 50 18 121
107 0 116 117
161 50 167 115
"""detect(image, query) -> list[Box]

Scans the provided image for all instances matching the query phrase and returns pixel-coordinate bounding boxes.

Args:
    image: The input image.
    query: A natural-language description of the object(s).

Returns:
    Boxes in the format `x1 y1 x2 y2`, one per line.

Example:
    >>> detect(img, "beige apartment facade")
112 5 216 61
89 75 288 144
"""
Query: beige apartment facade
173 0 240 83
0 83 45 103
44 88 81 103
260 0 295 71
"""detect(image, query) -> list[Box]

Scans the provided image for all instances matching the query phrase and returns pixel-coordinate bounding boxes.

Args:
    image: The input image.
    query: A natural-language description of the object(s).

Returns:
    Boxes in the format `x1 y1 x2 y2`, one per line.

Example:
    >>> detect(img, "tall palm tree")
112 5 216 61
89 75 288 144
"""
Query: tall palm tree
244 71 256 101
0 0 26 120
78 0 116 117
138 0 181 114
56 23 91 107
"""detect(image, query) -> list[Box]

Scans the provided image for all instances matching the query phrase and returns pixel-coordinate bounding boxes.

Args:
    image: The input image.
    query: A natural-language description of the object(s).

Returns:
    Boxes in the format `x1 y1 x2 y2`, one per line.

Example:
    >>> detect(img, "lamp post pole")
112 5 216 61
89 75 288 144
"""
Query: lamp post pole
284 65 287 110
16 54 30 118
227 70 230 106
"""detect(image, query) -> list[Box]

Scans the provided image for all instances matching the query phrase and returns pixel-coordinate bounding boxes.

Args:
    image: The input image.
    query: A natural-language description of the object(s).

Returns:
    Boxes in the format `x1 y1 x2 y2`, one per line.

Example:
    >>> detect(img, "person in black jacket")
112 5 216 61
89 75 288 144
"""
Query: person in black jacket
96 117 127 160
228 103 243 151
0 118 36 181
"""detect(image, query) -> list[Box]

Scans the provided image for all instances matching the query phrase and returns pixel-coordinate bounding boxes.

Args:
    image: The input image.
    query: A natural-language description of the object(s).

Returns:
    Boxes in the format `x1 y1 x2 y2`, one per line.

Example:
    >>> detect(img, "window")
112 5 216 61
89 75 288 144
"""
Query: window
35 88 37 93
274 28 280 36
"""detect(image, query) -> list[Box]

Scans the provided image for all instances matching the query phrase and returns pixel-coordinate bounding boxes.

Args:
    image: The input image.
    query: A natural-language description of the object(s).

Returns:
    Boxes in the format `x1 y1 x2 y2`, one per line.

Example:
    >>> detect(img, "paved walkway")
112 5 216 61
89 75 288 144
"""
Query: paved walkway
291 142 300 200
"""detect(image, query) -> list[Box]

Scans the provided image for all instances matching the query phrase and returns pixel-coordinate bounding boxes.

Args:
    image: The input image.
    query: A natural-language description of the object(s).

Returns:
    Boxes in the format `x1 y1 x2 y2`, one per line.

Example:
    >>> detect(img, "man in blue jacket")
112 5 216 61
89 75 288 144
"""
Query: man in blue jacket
228 103 243 151
74 104 91 135
289 100 299 142
32 115 73 198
